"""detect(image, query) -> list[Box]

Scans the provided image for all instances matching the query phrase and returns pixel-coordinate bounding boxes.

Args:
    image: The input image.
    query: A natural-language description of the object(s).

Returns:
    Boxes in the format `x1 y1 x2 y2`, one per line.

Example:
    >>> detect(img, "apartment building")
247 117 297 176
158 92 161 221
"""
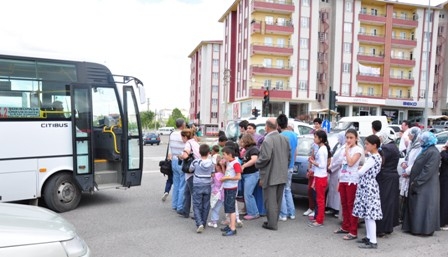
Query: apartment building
188 41 223 127
217 0 448 125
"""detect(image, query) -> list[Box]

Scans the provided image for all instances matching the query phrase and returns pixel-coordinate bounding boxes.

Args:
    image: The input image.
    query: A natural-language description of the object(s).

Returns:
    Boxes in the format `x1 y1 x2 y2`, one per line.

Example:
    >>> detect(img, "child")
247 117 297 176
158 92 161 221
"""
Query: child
211 145 220 166
208 154 224 228
352 134 383 249
190 144 214 233
220 146 242 236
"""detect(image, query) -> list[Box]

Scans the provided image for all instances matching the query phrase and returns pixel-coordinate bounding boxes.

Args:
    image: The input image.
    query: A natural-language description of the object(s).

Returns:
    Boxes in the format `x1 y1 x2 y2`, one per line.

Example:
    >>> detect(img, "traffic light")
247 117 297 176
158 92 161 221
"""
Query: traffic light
263 89 270 106
252 107 260 118
329 90 338 110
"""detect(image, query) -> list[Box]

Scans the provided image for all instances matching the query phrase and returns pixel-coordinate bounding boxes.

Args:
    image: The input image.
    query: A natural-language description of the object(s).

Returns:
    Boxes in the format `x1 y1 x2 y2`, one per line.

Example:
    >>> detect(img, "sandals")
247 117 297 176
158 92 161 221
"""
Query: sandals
343 234 358 240
334 228 349 234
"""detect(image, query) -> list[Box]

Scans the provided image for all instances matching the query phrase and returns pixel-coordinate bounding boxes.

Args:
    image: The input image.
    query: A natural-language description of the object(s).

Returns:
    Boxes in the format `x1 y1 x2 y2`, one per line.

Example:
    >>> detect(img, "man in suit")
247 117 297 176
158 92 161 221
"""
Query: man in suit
255 118 290 230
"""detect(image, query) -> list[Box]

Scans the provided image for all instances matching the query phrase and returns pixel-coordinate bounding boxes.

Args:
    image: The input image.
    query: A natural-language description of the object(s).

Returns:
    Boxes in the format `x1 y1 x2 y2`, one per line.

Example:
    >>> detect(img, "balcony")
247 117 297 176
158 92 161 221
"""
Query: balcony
358 32 385 45
249 87 292 99
251 0 294 15
251 43 293 56
389 75 414 86
356 72 383 84
357 52 385 65
388 94 413 100
391 35 417 48
358 12 386 25
251 20 294 36
390 55 416 67
392 17 418 29
250 64 293 77
355 92 383 98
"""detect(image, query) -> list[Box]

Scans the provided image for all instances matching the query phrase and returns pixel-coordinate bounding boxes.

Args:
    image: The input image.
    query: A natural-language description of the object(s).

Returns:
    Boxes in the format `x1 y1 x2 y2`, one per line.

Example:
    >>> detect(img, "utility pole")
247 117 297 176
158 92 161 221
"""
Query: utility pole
423 0 431 130
223 69 230 129
147 98 150 111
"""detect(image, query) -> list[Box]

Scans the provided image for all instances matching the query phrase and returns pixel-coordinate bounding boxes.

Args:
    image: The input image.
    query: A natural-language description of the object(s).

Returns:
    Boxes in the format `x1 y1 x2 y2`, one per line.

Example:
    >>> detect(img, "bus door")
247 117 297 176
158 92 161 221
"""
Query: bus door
70 84 95 192
122 86 143 187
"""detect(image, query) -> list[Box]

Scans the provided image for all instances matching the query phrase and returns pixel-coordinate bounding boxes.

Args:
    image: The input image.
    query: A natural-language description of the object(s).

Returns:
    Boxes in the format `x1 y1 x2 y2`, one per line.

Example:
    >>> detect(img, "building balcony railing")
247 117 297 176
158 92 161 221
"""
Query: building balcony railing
249 86 292 100
251 0 294 15
392 17 418 29
388 94 413 100
390 56 416 67
356 72 383 84
391 36 417 48
250 64 293 77
357 52 385 64
389 75 414 86
251 43 293 56
251 20 294 36
357 32 385 45
358 12 387 25
355 92 383 98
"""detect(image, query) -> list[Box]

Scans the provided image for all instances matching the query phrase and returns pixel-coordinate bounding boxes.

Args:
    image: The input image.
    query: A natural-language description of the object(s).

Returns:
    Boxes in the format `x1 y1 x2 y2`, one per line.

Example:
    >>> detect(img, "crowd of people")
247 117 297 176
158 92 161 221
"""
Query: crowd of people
159 116 448 248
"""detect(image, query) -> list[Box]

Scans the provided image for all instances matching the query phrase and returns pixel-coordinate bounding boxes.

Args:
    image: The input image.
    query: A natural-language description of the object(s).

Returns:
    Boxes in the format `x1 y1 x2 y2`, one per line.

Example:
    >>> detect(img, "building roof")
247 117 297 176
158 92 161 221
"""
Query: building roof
188 40 223 58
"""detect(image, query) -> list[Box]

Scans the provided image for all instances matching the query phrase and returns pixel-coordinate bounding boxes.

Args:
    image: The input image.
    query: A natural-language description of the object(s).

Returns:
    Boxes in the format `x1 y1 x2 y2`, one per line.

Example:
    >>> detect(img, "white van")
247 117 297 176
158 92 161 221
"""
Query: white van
156 127 174 135
333 116 395 140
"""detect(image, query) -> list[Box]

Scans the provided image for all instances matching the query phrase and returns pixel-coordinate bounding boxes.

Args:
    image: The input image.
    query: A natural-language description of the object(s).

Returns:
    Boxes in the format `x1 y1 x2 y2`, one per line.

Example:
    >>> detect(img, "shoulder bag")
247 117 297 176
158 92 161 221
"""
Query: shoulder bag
159 132 173 176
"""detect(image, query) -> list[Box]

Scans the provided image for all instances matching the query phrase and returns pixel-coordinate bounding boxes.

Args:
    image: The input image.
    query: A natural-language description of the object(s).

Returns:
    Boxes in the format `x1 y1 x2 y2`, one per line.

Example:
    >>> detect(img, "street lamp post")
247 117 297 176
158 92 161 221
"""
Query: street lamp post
223 69 230 129
423 0 431 130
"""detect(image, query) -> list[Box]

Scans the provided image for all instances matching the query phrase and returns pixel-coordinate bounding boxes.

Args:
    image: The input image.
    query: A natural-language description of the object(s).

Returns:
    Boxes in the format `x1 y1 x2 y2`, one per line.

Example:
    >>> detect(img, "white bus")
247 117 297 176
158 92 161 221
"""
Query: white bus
0 54 146 212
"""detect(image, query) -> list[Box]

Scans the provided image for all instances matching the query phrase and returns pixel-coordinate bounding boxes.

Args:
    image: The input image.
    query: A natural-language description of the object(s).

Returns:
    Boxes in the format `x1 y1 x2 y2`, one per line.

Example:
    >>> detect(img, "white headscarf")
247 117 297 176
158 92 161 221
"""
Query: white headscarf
379 129 393 145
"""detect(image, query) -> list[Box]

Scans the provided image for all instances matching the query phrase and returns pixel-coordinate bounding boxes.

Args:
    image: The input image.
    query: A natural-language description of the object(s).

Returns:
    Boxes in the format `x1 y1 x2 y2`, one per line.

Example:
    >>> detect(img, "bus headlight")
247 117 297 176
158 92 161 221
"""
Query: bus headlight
61 234 90 257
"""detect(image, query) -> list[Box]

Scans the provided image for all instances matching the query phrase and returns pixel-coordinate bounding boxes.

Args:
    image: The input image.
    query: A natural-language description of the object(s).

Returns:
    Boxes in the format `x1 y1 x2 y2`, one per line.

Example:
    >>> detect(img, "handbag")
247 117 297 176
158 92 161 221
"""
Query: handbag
159 132 173 176
181 152 195 173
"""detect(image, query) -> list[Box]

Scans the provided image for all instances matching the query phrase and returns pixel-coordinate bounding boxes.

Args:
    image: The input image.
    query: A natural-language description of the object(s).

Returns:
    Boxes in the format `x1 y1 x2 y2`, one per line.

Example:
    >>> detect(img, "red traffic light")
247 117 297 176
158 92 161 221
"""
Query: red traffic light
264 90 269 96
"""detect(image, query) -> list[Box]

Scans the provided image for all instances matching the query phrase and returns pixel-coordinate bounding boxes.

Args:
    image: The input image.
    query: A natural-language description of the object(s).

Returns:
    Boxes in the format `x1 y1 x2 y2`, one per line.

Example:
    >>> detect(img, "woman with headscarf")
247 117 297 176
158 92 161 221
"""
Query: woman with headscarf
440 141 448 231
402 131 440 236
376 130 400 237
326 131 345 218
398 127 421 223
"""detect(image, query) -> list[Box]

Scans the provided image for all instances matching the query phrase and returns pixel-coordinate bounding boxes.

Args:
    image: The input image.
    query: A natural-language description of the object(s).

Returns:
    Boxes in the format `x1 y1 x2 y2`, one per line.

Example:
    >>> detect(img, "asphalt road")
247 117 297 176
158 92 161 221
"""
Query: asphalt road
60 136 448 257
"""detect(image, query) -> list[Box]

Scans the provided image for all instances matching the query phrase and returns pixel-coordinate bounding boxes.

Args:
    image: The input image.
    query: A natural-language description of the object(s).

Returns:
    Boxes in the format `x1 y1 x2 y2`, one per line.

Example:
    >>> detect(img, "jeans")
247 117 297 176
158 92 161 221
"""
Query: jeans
210 200 223 222
243 172 260 216
280 168 295 218
192 184 211 227
171 158 185 211
182 176 193 216
253 182 266 215
164 173 173 193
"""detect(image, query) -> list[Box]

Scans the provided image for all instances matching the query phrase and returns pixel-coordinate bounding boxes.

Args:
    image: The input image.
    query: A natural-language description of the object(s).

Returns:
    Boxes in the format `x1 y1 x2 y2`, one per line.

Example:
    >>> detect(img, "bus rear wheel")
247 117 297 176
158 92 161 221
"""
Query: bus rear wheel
43 172 81 213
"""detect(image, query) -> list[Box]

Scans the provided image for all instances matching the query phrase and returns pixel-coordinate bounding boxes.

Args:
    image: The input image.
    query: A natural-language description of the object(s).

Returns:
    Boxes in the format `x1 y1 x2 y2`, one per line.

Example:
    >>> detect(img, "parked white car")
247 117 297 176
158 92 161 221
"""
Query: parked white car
0 203 90 257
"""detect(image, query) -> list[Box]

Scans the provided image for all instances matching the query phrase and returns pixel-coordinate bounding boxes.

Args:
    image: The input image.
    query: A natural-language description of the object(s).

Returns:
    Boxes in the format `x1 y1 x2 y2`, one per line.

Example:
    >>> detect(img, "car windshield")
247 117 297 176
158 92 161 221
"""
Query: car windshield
297 137 314 156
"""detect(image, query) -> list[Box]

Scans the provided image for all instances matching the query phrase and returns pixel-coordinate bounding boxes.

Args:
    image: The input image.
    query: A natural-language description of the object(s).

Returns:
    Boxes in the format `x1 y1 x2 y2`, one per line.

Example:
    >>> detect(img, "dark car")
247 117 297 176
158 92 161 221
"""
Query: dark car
143 133 161 146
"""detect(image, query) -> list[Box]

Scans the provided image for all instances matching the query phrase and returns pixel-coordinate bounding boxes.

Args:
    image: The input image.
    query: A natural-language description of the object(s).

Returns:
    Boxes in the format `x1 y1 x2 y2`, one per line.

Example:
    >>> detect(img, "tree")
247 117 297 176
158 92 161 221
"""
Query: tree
140 111 155 130
166 108 188 127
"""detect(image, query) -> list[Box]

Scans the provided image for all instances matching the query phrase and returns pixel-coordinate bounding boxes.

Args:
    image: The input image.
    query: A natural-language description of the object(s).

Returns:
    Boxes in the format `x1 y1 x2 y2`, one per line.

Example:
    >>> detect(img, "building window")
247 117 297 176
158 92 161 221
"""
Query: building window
344 22 352 33
212 59 219 66
299 80 308 90
300 38 309 49
277 38 285 47
345 2 352 13
213 44 220 52
264 80 272 89
344 42 351 53
371 9 378 16
212 85 218 92
275 80 284 90
263 58 272 67
400 32 406 39
211 112 218 118
302 0 310 6
212 72 219 79
300 17 309 28
343 63 351 73
265 16 274 25
276 59 284 68
342 83 350 95
264 37 273 46
212 98 218 105
299 59 308 70
368 87 374 96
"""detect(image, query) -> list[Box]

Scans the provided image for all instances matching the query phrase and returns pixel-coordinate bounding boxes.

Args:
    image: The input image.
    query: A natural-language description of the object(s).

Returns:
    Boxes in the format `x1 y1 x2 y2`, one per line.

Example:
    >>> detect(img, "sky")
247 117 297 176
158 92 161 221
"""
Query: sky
0 0 445 112
0 0 233 112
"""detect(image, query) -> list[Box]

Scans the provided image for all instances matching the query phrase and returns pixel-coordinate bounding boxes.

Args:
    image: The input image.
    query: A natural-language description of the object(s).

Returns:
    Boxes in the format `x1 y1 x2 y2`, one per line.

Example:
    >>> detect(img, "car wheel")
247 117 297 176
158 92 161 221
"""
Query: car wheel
43 172 81 213
151 143 153 145
157 143 160 145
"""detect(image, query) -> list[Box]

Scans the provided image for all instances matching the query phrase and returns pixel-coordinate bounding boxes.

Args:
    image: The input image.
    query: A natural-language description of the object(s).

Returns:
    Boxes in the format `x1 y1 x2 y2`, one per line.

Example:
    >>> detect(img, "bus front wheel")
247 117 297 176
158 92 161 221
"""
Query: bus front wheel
43 172 81 213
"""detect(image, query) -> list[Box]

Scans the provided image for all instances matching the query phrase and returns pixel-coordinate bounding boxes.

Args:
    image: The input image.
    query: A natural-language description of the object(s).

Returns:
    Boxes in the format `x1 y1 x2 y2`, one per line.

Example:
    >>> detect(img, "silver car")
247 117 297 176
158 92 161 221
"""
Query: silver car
0 203 90 257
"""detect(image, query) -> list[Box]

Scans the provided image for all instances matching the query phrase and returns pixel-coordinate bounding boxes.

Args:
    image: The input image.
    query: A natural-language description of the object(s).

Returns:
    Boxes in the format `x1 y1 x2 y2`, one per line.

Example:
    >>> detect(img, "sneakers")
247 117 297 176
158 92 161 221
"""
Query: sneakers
161 192 169 202
279 216 287 221
243 215 260 220
222 229 237 236
220 225 231 232
303 208 313 216
308 211 315 217
207 222 218 228
289 215 296 220
236 220 244 228
196 225 204 233
358 242 378 249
